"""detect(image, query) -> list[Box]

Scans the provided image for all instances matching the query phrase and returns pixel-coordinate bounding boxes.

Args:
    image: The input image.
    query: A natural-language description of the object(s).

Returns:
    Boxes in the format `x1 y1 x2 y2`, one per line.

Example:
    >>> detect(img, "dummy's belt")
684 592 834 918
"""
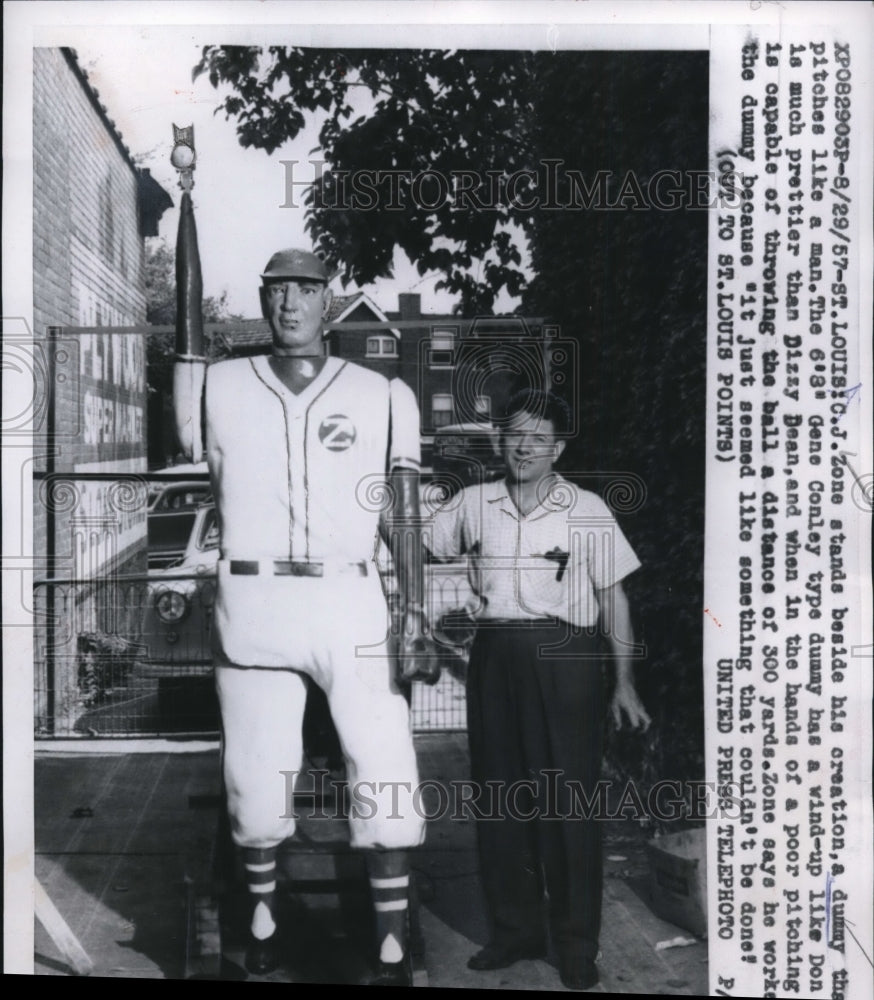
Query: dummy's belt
229 559 368 578
477 617 560 627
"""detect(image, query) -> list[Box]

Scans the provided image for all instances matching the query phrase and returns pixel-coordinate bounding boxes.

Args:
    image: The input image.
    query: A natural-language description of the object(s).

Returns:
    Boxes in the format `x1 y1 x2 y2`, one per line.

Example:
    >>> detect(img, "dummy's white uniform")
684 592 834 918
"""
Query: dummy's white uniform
205 354 425 851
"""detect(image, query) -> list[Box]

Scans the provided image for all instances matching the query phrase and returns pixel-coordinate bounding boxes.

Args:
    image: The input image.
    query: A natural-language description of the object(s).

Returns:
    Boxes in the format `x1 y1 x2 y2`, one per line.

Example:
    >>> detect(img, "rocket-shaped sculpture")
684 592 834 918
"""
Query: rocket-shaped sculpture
171 124 206 463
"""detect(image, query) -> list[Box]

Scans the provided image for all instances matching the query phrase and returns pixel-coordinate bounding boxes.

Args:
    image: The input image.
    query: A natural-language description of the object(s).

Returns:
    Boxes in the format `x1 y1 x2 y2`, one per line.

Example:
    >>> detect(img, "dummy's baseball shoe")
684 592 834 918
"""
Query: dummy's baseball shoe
369 956 412 987
245 932 280 975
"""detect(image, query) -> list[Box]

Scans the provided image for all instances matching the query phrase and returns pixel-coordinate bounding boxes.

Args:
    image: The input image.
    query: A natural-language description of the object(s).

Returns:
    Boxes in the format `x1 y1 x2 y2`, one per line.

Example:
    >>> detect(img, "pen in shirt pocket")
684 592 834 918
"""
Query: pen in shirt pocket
541 547 570 581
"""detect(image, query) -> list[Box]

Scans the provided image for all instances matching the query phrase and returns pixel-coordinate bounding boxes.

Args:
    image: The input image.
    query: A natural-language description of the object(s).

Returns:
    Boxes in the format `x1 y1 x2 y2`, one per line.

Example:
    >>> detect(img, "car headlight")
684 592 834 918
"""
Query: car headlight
155 589 190 624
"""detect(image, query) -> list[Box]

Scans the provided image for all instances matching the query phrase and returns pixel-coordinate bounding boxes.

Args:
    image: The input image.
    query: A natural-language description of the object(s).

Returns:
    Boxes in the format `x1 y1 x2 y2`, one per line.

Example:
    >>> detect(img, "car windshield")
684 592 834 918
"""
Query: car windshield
152 484 212 511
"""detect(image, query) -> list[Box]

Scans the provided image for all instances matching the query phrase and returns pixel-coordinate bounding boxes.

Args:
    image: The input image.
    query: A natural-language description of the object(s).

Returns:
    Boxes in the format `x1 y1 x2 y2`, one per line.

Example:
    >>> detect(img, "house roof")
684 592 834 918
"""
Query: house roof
211 319 272 352
137 170 174 237
326 293 365 322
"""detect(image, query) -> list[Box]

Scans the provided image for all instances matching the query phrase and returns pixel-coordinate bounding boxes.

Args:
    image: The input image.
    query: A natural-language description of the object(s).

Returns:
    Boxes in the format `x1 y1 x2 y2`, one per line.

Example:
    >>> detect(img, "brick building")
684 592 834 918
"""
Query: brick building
33 47 171 479
33 47 172 732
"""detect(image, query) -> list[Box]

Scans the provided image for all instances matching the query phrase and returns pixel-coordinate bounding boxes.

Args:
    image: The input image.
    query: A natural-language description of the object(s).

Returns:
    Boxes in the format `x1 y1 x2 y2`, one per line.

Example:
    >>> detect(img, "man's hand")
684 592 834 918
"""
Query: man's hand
398 609 442 686
610 680 652 731
597 581 650 731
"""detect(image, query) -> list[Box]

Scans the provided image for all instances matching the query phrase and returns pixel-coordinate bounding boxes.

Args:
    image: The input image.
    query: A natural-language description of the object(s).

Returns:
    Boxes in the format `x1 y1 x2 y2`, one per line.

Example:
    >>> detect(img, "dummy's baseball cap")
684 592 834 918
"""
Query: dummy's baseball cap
261 248 331 283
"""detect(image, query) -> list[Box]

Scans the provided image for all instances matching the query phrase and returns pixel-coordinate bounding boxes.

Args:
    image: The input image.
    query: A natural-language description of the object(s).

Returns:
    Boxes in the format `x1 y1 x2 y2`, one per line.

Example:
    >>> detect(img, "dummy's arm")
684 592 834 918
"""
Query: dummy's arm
171 129 206 463
388 468 441 685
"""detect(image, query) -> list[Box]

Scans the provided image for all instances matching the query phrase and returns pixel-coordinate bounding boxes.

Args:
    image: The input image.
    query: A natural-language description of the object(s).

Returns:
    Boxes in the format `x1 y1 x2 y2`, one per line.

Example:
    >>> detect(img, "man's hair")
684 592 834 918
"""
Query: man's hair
501 389 572 436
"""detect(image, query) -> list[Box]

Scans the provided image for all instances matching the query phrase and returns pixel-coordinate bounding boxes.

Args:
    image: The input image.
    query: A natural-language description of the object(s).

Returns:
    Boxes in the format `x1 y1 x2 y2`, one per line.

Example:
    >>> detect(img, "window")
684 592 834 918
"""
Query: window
366 335 398 358
432 394 454 428
432 330 455 352
429 328 456 367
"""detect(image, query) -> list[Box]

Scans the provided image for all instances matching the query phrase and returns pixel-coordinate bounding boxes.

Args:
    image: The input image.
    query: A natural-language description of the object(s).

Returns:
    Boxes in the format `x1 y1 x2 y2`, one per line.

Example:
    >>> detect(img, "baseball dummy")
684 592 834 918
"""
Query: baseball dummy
175 246 439 984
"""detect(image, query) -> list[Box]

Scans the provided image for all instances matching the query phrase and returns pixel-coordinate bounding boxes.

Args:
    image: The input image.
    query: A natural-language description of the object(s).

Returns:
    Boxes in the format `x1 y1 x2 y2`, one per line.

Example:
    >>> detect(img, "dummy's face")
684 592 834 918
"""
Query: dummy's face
262 279 332 354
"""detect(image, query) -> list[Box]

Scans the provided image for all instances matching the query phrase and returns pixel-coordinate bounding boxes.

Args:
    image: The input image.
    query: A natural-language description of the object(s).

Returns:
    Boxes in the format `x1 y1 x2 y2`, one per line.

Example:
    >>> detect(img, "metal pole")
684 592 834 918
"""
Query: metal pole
45 325 61 734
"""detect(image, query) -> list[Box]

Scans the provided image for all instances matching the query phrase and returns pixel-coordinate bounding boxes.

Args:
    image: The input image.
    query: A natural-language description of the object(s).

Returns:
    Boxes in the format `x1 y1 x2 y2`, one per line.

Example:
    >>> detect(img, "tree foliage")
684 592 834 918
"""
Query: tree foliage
195 46 539 312
145 237 235 328
145 239 236 392
145 238 239 394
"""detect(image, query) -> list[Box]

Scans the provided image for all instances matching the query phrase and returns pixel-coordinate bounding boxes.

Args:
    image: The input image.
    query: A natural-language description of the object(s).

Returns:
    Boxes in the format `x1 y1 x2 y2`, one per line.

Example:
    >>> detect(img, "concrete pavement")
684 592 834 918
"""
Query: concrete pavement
34 735 708 992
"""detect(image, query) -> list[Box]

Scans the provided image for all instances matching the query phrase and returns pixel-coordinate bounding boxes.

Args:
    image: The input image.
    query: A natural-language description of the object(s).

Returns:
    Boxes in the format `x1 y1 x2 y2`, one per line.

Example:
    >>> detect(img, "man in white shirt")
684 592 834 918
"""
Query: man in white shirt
426 388 651 991
199 248 437 984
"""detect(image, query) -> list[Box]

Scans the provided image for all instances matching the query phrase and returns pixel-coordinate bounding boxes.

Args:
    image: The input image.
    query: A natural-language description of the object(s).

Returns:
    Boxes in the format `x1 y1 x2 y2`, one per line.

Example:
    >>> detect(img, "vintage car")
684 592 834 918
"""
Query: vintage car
138 501 219 722
147 479 214 569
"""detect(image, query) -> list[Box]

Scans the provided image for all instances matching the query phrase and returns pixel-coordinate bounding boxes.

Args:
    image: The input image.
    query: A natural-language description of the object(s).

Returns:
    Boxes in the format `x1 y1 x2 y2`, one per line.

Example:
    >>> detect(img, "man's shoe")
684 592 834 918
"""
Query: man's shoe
467 940 547 971
369 959 412 987
244 932 280 975
559 956 599 991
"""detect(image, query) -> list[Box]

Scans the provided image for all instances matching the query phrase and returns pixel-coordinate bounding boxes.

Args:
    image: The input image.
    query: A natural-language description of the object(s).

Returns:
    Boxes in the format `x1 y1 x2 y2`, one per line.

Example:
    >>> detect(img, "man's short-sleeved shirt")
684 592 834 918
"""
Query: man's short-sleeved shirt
205 355 420 562
427 477 640 628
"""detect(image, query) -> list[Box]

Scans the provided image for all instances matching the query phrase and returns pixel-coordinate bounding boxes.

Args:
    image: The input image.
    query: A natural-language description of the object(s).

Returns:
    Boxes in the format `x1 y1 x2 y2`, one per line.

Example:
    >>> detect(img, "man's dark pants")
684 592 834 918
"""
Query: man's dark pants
466 624 604 962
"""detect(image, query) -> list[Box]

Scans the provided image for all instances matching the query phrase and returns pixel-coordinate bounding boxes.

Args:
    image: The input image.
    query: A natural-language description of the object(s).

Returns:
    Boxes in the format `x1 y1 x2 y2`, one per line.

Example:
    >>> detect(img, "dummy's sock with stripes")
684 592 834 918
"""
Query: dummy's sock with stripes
243 846 277 940
369 873 410 963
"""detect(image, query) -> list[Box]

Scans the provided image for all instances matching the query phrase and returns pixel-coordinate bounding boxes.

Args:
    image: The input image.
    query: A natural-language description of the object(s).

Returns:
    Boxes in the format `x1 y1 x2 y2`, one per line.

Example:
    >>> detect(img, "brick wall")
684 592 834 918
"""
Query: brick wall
33 48 147 342
33 49 149 476
32 50 156 731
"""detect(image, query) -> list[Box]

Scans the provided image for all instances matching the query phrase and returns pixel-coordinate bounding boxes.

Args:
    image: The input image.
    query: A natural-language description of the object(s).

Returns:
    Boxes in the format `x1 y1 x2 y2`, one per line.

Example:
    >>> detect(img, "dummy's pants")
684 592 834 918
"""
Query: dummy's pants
213 568 425 852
